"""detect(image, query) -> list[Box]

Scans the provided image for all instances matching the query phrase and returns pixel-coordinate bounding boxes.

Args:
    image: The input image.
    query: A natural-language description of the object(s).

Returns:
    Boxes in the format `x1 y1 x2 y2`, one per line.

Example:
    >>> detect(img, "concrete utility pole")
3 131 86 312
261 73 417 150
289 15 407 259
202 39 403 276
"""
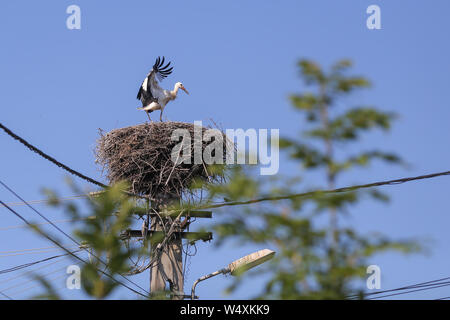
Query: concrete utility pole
149 210 212 299
149 194 183 299
125 195 212 300
149 213 184 299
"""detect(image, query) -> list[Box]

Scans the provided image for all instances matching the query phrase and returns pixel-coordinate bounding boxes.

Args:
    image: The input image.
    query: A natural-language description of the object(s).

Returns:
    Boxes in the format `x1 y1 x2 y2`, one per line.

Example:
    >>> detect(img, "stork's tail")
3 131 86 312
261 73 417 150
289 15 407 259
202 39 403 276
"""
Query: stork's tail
137 107 154 113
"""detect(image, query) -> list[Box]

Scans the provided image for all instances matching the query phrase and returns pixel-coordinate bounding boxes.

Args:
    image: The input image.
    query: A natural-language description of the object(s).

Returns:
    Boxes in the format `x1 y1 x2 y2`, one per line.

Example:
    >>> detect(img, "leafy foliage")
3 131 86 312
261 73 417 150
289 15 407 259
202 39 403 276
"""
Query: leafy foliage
202 59 420 299
33 59 420 300
43 181 140 299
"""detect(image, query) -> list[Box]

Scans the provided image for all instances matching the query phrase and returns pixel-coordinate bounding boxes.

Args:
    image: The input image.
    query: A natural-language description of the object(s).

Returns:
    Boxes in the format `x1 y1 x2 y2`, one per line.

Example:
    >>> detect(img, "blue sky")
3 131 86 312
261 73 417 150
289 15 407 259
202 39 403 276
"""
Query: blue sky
1 1 450 300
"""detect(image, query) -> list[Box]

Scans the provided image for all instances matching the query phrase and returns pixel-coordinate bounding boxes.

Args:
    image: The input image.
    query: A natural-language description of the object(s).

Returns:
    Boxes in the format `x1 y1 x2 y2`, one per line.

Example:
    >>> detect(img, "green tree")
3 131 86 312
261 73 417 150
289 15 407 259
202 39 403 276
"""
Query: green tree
34 59 420 300
283 58 402 245
41 181 142 299
203 59 419 299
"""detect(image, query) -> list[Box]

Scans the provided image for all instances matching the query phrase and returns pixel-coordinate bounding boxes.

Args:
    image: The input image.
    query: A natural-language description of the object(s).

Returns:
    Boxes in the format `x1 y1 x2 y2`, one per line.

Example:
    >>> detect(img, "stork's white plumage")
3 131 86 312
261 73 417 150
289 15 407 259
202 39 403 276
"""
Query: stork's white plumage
137 56 189 121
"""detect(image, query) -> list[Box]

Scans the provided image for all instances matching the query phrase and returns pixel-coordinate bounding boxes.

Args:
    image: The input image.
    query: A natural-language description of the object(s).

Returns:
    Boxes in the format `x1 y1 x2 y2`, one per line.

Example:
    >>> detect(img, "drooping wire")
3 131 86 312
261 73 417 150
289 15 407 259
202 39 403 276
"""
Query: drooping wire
1 170 449 216
0 194 89 208
3 121 450 298
0 179 150 297
0 199 150 298
6 269 68 297
0 123 106 188
191 170 450 212
0 217 93 231
0 248 78 257
0 245 78 255
0 253 75 299
1 264 72 294
348 274 450 299
368 282 450 299
0 255 70 286
0 251 79 275
0 122 152 201
3 121 450 211
0 290 12 300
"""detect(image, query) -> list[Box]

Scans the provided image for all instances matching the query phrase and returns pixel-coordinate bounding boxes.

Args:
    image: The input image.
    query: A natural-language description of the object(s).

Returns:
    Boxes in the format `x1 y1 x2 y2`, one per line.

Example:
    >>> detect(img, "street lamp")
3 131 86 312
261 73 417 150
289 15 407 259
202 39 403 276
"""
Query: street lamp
191 249 275 299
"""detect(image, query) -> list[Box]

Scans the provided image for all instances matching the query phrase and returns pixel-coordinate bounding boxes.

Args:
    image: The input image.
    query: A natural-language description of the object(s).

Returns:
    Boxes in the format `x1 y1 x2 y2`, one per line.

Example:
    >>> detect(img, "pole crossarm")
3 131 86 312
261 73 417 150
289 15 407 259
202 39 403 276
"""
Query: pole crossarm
121 230 213 242
131 207 212 219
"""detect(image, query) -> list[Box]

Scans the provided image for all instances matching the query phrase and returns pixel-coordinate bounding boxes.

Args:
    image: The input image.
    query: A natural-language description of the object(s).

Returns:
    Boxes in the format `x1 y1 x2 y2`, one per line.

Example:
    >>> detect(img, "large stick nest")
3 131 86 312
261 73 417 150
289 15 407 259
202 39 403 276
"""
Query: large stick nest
95 122 229 200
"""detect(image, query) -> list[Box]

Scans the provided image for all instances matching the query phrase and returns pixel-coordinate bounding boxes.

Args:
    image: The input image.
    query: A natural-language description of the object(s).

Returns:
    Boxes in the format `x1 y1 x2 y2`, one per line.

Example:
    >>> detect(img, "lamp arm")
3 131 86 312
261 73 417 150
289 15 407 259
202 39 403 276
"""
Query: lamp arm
191 268 230 300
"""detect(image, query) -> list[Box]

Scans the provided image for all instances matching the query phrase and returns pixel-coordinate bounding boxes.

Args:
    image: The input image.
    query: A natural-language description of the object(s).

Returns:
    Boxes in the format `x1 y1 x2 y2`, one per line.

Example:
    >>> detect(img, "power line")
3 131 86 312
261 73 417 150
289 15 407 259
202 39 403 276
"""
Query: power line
0 217 94 231
0 255 75 298
3 169 450 214
0 122 152 201
368 282 450 299
348 275 450 299
5 269 68 297
191 170 450 211
0 194 89 208
0 290 12 300
0 248 77 258
0 122 106 188
1 170 449 214
0 255 70 284
3 122 449 211
0 179 150 297
0 252 79 275
0 180 89 252
0 199 150 298
3 122 450 298
0 245 78 255
1 264 70 294
0 191 139 209
367 276 450 297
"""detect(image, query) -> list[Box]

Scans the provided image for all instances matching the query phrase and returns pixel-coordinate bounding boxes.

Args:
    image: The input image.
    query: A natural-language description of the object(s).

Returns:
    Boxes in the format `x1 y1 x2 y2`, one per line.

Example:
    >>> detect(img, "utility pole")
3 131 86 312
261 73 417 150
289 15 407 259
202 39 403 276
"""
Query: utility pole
149 194 184 299
149 209 184 299
123 201 213 299
149 207 212 299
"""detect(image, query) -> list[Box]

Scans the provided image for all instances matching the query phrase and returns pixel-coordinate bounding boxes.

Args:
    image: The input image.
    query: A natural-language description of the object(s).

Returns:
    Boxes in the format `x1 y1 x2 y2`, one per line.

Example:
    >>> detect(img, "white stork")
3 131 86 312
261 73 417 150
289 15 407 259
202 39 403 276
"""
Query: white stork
137 56 189 121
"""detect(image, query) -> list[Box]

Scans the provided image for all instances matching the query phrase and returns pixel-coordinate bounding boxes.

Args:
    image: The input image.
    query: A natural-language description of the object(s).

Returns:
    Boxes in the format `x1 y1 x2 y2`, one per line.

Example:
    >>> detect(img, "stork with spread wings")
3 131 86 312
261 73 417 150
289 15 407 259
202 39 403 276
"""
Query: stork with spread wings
137 56 189 122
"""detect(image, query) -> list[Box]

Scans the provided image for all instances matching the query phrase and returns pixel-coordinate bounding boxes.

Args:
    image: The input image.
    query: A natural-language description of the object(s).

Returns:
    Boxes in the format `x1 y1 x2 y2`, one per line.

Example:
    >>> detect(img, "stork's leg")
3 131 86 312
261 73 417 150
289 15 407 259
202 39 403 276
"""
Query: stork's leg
159 109 164 122
146 111 152 122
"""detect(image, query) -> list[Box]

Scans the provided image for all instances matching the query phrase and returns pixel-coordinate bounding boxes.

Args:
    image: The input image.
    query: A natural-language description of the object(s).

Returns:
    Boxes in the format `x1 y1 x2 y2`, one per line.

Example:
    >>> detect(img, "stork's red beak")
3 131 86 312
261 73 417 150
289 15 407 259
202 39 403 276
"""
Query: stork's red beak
181 86 189 95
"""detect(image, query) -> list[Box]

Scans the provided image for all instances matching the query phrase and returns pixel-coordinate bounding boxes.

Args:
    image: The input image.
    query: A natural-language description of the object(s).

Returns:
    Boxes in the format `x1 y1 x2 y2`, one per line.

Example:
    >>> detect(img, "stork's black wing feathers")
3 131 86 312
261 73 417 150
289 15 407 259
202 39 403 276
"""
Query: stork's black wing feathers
137 56 173 104
137 86 142 100
152 56 173 80
137 74 155 106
